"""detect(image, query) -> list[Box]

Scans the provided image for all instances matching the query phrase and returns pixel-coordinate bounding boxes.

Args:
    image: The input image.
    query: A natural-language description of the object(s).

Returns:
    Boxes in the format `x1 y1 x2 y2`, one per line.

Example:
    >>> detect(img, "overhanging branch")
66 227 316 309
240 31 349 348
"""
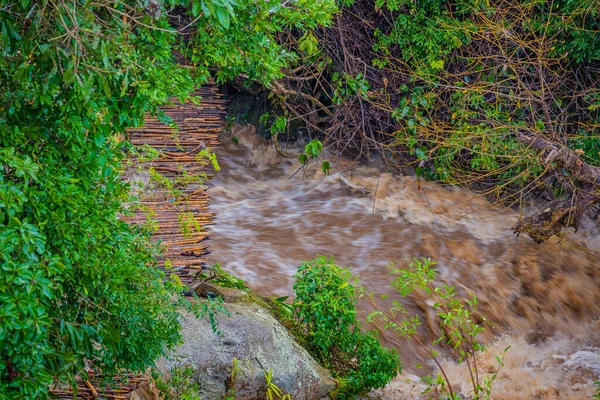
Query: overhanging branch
513 132 600 242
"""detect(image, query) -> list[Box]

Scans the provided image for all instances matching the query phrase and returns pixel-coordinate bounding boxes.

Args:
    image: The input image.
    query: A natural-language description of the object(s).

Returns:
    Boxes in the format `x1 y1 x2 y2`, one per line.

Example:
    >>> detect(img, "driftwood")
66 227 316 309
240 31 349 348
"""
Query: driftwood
513 133 600 243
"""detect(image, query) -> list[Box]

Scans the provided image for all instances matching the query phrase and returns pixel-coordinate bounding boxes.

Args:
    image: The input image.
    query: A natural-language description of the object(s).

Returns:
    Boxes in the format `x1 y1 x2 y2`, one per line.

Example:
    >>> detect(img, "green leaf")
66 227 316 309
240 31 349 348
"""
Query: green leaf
216 8 231 29
430 59 444 70
192 0 201 16
305 139 323 157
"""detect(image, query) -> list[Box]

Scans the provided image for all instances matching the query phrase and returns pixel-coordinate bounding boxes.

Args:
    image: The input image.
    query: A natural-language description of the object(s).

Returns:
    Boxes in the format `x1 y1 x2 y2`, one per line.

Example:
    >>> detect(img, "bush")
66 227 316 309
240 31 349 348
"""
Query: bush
367 258 508 399
292 256 400 397
0 1 337 398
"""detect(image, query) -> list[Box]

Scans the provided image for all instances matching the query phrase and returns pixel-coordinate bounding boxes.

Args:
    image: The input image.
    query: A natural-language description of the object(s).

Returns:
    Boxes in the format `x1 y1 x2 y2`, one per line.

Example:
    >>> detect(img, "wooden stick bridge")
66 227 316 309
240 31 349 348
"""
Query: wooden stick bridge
124 84 225 284
50 84 225 399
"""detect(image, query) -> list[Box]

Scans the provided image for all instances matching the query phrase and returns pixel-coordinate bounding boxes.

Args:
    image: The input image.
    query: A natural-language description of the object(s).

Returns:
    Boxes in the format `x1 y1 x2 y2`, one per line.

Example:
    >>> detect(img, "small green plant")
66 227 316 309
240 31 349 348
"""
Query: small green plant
198 263 249 290
273 296 294 318
331 72 370 104
222 357 255 399
269 116 288 137
142 209 160 234
176 165 209 187
222 357 240 400
225 116 237 130
196 148 221 172
293 256 400 397
128 143 162 164
367 258 508 400
149 166 178 194
296 139 331 175
183 295 229 336
148 165 209 205
178 211 202 238
154 365 201 400
264 369 292 400
298 31 320 56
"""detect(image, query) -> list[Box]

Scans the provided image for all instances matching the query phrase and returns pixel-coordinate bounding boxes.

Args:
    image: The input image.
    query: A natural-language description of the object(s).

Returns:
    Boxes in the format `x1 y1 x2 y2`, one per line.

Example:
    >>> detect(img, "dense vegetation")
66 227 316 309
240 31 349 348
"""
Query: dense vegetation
292 257 400 397
0 0 336 398
2 0 598 397
270 0 600 243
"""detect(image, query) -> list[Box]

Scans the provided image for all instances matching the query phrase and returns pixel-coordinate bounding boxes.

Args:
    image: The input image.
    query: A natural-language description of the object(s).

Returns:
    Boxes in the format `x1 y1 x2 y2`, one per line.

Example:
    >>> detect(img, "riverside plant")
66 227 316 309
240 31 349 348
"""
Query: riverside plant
366 258 508 400
292 256 400 398
153 365 201 400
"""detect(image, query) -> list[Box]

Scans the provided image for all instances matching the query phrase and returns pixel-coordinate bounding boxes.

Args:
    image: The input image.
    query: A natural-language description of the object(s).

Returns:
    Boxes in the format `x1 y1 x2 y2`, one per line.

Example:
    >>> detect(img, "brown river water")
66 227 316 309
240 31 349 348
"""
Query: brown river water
207 124 600 399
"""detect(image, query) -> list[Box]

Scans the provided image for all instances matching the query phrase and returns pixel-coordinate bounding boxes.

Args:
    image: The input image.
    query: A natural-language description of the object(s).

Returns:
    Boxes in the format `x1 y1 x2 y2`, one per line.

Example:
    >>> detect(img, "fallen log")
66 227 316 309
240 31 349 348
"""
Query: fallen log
513 132 600 242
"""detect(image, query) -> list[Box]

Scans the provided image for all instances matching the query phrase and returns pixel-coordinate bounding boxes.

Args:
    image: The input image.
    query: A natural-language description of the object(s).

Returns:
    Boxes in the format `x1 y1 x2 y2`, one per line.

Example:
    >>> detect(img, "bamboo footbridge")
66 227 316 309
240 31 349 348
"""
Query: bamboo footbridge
124 83 225 284
49 84 225 399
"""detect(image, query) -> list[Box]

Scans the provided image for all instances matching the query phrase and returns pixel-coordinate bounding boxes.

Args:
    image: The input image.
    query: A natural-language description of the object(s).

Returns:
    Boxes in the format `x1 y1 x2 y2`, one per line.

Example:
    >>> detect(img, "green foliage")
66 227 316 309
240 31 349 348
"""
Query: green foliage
293 256 400 397
264 369 292 400
270 116 288 136
197 148 221 172
298 31 321 56
275 0 599 207
178 212 202 238
0 0 336 398
198 264 249 290
154 365 201 400
304 139 323 157
370 0 600 192
368 258 508 399
184 0 338 84
296 138 331 174
222 356 256 400
373 0 475 73
331 72 370 104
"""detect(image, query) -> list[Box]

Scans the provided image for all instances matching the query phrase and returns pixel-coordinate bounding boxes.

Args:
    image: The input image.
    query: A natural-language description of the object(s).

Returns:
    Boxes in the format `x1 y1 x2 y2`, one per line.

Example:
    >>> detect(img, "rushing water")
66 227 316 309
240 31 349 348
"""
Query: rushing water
207 124 600 399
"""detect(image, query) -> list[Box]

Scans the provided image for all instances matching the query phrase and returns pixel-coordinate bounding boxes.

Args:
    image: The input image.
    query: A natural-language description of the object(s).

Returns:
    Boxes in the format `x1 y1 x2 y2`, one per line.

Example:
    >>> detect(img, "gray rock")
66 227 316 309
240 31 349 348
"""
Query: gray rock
165 299 335 399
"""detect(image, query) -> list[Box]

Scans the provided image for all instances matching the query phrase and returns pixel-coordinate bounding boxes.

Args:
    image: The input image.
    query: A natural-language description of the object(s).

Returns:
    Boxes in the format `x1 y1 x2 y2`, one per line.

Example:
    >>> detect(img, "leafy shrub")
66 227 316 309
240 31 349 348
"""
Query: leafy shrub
154 365 201 400
368 258 508 399
292 256 400 397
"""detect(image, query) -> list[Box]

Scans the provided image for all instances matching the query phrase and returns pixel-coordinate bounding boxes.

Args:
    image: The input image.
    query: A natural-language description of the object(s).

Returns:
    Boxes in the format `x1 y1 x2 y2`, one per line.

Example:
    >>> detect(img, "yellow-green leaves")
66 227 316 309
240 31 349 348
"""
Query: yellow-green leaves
430 59 444 70
304 138 322 157
298 31 320 56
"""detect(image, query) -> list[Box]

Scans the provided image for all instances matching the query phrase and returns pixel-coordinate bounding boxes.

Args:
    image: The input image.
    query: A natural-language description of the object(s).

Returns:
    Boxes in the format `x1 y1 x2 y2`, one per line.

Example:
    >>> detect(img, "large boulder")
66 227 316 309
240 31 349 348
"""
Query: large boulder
164 298 335 399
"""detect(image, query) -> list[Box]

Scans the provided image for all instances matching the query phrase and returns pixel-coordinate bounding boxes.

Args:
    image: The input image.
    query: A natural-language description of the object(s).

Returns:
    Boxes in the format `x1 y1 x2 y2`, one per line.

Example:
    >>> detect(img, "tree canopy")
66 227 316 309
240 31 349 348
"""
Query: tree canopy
0 0 335 397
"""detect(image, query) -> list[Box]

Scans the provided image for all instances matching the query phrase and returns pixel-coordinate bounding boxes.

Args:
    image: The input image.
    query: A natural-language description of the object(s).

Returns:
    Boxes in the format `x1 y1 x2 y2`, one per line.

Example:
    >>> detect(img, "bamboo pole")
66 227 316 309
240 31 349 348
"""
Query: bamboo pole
50 83 224 399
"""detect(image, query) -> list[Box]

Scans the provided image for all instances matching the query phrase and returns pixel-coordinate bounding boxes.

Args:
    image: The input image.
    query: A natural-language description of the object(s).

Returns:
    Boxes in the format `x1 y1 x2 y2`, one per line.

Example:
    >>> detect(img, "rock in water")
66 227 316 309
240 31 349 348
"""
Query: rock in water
165 299 335 399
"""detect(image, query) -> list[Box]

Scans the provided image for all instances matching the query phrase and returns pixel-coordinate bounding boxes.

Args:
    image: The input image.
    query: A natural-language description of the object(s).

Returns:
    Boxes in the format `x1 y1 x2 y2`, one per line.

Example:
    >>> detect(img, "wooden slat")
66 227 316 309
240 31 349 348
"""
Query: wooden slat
50 83 224 399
